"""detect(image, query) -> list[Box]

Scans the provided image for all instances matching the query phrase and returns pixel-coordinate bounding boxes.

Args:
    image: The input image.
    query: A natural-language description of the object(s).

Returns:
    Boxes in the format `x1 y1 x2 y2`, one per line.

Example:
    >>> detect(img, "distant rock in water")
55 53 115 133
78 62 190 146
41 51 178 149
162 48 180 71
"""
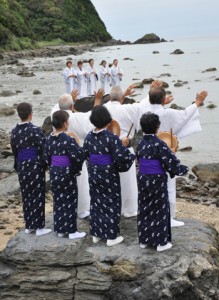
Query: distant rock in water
0 105 16 116
33 90 42 95
202 67 217 73
134 33 167 44
152 51 160 54
142 78 154 84
0 90 16 97
170 49 184 55
17 70 35 77
178 146 192 152
123 57 134 61
134 82 144 88
170 103 185 110
206 103 217 109
0 216 218 299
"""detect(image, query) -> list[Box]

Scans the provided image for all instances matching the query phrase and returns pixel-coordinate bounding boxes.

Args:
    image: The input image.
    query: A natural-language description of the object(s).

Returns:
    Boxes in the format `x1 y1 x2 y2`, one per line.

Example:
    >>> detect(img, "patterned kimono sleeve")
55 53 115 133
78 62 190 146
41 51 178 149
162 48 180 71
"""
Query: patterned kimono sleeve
82 135 90 161
111 135 136 172
35 128 46 165
43 138 51 168
67 136 85 174
10 130 18 171
159 142 189 178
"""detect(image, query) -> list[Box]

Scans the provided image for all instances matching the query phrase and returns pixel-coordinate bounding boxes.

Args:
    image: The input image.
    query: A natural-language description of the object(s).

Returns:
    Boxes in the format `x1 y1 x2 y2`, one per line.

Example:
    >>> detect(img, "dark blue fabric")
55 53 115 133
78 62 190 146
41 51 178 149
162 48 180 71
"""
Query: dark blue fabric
10 122 46 229
83 129 135 239
44 132 84 233
137 134 188 246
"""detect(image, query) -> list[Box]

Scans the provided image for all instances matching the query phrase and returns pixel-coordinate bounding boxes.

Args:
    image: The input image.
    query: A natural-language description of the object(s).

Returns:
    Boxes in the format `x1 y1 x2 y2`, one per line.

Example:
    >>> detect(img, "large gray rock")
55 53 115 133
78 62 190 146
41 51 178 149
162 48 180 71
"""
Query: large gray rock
134 33 166 44
0 174 19 195
0 217 218 300
192 163 219 184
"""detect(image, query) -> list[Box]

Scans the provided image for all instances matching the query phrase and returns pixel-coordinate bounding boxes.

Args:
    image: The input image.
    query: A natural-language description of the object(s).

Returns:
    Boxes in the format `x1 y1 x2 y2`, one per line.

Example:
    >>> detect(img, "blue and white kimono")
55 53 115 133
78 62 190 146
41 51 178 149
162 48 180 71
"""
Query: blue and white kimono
44 132 84 234
137 134 188 247
10 122 46 230
83 129 135 240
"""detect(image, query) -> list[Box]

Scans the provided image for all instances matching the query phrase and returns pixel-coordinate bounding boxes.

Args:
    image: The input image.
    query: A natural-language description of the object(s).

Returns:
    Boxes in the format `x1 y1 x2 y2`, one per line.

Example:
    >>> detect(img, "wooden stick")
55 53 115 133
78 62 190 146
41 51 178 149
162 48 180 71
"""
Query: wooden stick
127 123 134 138
170 128 173 148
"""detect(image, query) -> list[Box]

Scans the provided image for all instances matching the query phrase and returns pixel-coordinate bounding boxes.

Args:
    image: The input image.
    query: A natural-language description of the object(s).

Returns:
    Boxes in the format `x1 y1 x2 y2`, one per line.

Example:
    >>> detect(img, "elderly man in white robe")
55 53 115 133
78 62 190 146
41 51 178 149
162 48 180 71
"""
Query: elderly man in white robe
87 59 98 96
138 86 208 227
110 59 124 87
50 90 105 219
76 61 89 99
63 61 77 94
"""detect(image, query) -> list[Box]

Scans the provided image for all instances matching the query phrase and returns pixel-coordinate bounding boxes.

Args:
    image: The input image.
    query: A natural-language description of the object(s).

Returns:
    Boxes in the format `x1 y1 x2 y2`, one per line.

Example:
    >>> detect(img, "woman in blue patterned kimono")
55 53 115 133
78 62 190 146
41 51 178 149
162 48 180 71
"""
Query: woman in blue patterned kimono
137 113 188 252
44 110 86 240
11 102 51 236
83 105 135 247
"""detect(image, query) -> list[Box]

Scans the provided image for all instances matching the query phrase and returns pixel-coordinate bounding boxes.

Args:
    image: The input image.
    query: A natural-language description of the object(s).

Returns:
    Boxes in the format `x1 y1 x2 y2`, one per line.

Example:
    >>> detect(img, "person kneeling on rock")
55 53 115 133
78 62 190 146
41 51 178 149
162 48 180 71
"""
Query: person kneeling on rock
137 113 188 252
11 102 52 236
44 110 86 240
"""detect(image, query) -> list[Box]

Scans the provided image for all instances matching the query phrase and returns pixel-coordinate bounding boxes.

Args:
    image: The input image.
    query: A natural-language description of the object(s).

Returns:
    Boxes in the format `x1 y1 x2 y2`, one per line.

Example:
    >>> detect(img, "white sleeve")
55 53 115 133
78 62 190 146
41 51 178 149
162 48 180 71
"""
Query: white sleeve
51 103 60 119
63 68 70 81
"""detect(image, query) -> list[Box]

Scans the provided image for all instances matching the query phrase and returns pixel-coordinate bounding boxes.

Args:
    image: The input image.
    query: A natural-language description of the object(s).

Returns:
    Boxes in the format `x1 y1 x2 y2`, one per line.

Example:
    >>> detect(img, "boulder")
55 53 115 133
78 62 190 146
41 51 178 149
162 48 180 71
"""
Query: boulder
159 73 171 77
0 217 218 299
123 58 133 61
0 90 16 97
192 163 219 184
0 174 20 195
207 103 217 109
33 90 42 95
142 78 154 84
134 33 165 44
42 116 52 136
202 67 217 72
152 51 159 54
134 82 144 88
170 103 185 110
0 106 16 116
160 81 169 88
215 78 219 81
174 82 183 87
170 49 184 55
17 70 35 77
178 146 192 152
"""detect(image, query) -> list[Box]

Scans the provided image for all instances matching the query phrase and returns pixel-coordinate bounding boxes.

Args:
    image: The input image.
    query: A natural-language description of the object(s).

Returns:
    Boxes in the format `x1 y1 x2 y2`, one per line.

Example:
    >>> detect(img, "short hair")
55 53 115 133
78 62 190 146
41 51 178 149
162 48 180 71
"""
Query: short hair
90 105 112 129
66 60 72 67
110 86 123 102
17 102 32 120
140 112 160 134
100 60 106 65
52 111 69 130
113 59 118 63
149 87 166 105
89 59 94 64
77 60 83 66
59 94 73 110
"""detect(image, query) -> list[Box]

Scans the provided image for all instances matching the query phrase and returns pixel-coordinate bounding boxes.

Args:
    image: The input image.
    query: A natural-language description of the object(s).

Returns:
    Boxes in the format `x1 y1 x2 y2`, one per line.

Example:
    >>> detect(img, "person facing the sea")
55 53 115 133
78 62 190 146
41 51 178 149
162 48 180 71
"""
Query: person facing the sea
137 112 188 251
87 59 98 96
83 105 135 246
44 110 86 239
110 59 124 86
63 60 77 94
76 60 89 99
99 60 111 94
10 102 52 236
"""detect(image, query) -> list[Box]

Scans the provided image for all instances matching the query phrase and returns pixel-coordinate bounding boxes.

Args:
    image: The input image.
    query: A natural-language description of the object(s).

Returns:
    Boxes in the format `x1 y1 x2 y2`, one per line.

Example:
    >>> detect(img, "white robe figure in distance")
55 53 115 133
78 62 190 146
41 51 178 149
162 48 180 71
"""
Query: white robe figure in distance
63 61 77 94
138 88 207 226
99 60 111 94
76 61 88 99
104 87 141 217
110 59 123 87
87 59 98 96
51 96 93 218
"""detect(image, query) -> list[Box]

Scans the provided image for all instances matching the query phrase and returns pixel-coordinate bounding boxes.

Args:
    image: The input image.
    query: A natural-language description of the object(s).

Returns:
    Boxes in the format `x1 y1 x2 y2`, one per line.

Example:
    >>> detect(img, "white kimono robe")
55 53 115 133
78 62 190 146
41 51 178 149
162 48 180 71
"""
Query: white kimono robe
50 104 93 213
87 66 98 96
110 65 123 86
138 98 202 217
104 101 141 214
63 67 77 94
76 67 88 99
99 66 111 94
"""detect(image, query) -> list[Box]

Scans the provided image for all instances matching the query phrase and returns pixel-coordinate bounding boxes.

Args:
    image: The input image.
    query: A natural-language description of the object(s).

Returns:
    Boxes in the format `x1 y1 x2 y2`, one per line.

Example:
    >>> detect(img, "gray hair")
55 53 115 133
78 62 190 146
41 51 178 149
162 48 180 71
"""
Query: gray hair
59 94 73 110
110 86 123 102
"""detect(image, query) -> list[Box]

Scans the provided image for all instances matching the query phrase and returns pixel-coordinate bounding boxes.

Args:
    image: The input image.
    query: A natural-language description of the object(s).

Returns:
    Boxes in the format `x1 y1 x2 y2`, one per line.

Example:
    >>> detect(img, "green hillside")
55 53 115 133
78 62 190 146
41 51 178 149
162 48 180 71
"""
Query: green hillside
0 0 111 51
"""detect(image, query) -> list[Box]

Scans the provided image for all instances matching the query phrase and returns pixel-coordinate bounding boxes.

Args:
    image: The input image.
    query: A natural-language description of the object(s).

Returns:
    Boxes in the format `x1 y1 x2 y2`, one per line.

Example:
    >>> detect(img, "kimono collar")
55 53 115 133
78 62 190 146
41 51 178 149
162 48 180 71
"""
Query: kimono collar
18 121 30 125
110 101 121 106
93 128 106 134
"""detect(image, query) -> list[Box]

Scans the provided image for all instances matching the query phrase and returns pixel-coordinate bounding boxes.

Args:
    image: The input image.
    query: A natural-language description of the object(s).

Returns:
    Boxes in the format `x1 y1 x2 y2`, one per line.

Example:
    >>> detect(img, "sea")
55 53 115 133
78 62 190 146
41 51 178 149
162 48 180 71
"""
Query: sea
0 36 218 167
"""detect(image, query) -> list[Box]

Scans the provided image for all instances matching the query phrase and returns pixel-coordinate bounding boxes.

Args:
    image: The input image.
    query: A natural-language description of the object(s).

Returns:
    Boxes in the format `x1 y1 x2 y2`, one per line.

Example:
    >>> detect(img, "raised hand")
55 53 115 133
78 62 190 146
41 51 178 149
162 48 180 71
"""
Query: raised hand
122 137 130 147
150 80 163 88
94 88 105 106
71 89 79 102
195 91 208 107
164 95 174 105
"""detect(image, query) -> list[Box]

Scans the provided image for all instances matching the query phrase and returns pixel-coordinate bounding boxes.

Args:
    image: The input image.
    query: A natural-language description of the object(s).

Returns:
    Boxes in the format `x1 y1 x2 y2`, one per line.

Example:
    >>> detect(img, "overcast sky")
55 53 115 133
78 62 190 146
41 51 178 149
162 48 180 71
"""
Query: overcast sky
91 0 219 41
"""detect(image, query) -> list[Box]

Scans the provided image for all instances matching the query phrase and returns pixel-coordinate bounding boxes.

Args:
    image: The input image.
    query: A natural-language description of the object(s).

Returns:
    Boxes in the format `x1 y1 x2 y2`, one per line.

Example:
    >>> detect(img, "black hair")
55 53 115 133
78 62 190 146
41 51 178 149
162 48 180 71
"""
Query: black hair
100 60 106 65
66 60 72 67
77 60 83 66
89 59 94 64
52 111 69 130
90 105 112 129
17 102 32 120
140 112 160 134
113 59 118 63
149 87 166 105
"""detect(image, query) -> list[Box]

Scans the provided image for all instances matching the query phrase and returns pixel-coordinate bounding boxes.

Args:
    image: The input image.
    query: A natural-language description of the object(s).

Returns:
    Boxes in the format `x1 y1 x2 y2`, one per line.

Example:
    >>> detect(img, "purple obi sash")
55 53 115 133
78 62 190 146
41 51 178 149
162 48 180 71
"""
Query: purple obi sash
18 147 38 162
139 158 165 175
51 155 72 167
90 154 113 165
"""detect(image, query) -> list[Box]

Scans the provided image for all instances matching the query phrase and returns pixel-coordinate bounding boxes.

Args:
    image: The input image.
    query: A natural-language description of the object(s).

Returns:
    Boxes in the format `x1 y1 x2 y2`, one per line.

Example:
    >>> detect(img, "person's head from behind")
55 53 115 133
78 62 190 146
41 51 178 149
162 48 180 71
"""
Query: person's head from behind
90 105 112 129
52 110 69 131
89 59 94 67
149 87 166 105
59 94 74 111
66 60 72 68
110 86 123 102
113 59 118 67
17 102 32 122
140 112 160 134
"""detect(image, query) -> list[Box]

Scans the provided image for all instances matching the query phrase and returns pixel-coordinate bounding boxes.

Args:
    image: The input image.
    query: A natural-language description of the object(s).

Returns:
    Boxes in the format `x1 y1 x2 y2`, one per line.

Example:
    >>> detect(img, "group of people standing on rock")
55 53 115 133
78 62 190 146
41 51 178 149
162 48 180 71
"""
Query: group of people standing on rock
11 79 208 251
63 58 123 98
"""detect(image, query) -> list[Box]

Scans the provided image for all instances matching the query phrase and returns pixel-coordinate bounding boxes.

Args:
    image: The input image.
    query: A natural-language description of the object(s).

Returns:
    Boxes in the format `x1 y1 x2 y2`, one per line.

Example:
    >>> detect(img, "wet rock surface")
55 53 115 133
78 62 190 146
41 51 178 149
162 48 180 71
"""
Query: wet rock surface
0 216 218 300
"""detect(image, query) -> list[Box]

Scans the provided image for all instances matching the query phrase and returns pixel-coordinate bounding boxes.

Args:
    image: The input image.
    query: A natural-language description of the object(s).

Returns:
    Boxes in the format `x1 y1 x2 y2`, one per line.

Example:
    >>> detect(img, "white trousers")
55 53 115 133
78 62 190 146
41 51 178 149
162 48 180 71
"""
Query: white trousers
167 174 176 218
76 162 90 213
120 147 138 214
